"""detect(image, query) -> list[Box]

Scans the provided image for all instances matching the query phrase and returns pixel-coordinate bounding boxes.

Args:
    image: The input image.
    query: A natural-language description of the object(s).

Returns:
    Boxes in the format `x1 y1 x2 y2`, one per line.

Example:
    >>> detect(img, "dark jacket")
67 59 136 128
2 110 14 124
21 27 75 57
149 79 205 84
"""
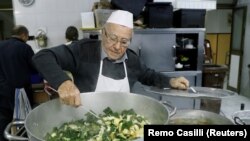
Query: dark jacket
0 37 36 109
32 38 170 92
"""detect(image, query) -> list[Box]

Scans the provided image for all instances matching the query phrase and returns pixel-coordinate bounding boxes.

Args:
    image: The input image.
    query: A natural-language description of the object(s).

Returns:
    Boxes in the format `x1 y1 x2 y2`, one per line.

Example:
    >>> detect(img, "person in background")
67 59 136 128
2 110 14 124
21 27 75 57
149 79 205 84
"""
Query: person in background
65 26 79 45
32 10 189 107
0 25 36 141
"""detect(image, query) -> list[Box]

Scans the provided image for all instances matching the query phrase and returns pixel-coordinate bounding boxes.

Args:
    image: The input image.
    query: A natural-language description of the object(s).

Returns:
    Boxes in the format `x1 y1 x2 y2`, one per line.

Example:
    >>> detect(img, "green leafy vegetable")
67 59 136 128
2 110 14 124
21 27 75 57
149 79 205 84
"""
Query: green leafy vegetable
45 107 150 141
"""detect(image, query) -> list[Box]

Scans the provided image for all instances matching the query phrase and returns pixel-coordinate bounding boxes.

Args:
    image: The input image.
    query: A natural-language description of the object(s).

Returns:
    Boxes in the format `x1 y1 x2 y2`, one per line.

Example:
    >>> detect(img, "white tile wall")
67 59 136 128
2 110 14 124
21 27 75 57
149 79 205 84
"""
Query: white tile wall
175 0 216 10
12 0 99 52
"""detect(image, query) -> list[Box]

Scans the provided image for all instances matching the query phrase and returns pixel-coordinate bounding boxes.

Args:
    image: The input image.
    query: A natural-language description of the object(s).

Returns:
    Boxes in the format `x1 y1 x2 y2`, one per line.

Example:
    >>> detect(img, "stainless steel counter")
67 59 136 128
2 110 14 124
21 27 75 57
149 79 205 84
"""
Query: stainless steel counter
221 95 250 123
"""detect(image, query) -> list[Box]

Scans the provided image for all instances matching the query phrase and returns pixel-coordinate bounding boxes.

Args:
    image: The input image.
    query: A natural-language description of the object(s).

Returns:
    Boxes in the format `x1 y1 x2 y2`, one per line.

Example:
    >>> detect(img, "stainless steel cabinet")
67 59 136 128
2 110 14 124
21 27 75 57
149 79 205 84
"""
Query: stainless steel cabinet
130 28 205 86
130 28 205 109
130 30 176 72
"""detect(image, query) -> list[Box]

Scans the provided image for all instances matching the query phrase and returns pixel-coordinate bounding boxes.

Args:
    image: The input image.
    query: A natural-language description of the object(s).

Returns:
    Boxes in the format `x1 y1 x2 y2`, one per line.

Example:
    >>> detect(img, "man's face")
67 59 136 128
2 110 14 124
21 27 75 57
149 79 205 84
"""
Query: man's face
102 23 132 60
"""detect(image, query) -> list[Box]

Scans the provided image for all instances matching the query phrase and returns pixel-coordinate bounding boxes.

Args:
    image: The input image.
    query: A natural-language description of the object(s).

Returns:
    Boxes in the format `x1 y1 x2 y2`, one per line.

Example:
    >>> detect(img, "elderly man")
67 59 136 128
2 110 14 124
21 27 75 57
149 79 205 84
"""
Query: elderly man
32 10 189 107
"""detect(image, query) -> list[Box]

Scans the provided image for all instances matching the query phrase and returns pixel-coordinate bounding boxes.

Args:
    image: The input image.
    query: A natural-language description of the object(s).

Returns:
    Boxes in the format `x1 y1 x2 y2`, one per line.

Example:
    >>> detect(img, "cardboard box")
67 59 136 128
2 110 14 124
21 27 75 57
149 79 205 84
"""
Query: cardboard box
81 12 95 28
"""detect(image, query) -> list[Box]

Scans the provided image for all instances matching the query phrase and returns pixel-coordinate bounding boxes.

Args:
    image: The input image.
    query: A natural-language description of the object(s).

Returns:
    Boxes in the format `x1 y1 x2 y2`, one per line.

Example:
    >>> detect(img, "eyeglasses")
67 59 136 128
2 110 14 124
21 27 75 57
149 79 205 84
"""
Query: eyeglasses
103 28 131 48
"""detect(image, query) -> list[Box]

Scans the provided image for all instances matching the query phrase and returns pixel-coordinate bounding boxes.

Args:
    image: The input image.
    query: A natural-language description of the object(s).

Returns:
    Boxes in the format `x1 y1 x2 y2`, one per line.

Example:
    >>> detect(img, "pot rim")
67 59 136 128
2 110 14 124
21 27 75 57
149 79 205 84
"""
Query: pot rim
25 92 171 140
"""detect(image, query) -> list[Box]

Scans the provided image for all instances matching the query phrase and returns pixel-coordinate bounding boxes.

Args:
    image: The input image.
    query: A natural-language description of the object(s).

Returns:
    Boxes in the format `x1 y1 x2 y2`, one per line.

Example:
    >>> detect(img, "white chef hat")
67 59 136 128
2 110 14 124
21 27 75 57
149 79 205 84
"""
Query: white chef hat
106 10 133 29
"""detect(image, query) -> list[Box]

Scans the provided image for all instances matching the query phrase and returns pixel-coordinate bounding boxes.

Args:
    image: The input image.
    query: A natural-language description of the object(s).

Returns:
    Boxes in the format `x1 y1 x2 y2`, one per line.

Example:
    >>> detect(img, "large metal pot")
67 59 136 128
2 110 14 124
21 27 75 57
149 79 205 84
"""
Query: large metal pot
145 86 237 98
143 86 237 113
169 109 234 125
5 92 172 141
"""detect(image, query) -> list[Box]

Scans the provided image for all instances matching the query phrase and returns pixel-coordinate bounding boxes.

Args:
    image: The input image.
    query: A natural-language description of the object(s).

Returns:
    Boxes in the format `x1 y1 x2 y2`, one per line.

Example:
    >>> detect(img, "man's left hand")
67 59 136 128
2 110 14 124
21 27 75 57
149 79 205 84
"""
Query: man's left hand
170 76 189 90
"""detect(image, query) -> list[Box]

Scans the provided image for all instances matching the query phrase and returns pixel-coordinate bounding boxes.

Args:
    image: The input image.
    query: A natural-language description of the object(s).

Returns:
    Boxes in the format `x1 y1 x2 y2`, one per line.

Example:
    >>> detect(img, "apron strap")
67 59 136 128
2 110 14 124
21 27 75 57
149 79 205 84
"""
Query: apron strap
98 60 103 76
123 61 128 78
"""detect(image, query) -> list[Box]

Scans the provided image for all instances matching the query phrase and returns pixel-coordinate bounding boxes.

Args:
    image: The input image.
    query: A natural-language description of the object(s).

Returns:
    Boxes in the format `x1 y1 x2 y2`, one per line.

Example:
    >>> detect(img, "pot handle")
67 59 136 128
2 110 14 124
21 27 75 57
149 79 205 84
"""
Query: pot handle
161 101 177 117
4 120 29 140
233 116 246 125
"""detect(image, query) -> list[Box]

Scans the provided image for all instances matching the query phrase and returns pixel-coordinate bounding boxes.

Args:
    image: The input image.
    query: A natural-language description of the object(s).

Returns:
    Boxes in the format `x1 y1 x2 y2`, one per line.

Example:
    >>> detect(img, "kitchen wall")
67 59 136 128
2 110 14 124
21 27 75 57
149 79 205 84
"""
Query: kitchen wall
205 9 232 33
237 0 250 98
12 0 99 52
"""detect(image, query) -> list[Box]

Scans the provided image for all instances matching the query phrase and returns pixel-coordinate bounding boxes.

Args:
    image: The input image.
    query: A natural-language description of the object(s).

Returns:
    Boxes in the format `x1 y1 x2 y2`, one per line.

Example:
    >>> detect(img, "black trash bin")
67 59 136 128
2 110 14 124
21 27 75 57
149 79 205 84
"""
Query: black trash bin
202 64 228 89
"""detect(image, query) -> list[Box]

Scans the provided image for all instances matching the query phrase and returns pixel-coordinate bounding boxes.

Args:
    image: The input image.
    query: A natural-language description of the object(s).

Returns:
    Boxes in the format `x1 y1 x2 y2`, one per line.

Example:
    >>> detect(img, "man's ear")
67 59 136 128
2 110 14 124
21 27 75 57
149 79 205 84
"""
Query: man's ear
20 33 28 42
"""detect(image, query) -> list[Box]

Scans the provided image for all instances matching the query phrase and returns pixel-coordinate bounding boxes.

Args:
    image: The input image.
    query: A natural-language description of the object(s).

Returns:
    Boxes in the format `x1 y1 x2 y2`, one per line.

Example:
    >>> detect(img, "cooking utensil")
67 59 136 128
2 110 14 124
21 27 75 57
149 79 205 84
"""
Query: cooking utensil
189 87 197 94
169 109 234 125
45 86 100 119
77 105 100 119
5 92 172 141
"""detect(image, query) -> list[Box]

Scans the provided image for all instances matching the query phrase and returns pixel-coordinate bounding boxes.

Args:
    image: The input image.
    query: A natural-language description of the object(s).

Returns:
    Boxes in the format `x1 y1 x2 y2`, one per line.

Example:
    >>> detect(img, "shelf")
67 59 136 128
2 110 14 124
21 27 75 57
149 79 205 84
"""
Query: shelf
176 47 197 51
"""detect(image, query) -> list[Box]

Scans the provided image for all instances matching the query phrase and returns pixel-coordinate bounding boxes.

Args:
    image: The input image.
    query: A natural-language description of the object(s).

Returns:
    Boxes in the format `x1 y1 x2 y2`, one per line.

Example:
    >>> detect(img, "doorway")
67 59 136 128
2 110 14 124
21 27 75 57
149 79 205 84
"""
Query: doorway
227 7 247 93
0 0 14 40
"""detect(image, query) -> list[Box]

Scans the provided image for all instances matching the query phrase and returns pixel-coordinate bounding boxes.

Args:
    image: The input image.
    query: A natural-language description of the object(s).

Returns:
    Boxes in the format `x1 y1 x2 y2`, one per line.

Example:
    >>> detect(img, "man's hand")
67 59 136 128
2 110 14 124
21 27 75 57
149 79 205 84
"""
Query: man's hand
57 80 81 107
170 76 189 90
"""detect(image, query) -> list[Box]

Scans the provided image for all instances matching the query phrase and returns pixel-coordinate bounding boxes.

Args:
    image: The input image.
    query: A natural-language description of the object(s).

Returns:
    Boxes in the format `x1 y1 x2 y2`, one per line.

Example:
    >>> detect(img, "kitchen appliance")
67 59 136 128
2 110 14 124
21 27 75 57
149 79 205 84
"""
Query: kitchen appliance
144 2 173 28
5 92 174 141
173 9 206 28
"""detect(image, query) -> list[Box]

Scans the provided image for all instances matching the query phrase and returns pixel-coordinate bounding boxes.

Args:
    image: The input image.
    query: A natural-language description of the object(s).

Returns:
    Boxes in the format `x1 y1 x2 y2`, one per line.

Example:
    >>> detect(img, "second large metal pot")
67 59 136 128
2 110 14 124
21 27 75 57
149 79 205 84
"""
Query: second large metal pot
22 92 170 141
169 109 234 125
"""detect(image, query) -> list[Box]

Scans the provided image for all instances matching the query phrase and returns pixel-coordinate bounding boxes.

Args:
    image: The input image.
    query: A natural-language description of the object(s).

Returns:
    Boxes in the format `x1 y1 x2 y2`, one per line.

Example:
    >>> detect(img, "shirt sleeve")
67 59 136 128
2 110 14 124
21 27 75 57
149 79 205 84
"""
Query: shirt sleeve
138 62 171 88
32 45 76 89
127 49 170 88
